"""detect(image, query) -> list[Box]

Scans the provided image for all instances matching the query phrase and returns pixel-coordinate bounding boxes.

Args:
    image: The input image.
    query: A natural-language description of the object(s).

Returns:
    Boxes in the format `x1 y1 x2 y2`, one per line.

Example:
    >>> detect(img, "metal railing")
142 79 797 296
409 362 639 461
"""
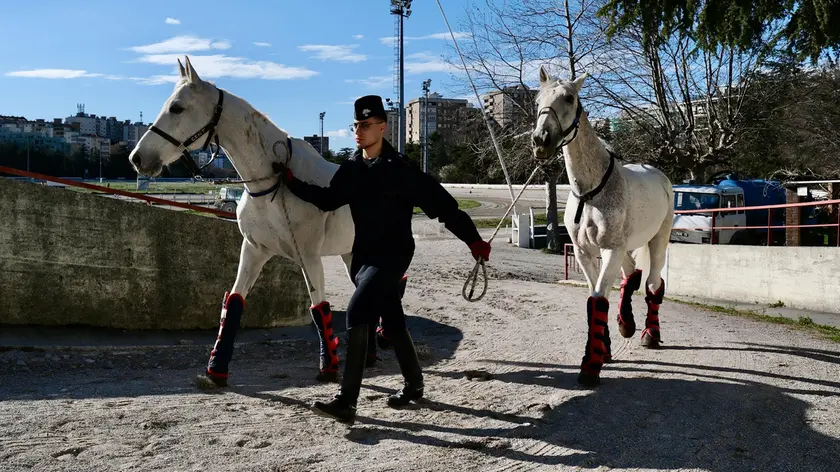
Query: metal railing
673 198 840 246
0 165 236 219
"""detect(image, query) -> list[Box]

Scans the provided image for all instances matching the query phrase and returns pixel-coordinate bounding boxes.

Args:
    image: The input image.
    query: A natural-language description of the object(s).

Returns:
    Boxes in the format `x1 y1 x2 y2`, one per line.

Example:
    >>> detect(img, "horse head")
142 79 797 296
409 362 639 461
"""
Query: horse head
129 56 224 177
531 65 587 160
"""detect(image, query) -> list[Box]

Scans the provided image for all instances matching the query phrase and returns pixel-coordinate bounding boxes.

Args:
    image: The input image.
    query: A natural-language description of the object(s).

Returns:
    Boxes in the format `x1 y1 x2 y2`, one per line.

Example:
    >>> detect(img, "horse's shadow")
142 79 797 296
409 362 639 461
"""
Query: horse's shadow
0 313 462 402
341 359 840 471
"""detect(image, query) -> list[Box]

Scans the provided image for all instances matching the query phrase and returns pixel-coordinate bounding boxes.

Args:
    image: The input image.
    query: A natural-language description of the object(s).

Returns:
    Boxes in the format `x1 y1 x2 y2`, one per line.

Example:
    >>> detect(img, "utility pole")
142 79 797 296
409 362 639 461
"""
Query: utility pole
421 79 431 174
319 111 326 156
390 1 412 154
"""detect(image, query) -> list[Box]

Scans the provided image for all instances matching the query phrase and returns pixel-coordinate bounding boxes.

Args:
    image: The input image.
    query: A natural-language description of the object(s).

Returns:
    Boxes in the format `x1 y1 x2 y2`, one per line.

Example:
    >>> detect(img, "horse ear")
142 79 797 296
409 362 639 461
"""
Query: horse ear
184 56 201 84
572 72 588 93
539 65 551 86
177 58 186 78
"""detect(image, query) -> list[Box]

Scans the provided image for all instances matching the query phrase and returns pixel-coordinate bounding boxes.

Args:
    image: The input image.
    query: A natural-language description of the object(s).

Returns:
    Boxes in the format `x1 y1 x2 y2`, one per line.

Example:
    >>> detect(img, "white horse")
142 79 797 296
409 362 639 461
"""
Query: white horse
129 56 386 386
531 66 674 386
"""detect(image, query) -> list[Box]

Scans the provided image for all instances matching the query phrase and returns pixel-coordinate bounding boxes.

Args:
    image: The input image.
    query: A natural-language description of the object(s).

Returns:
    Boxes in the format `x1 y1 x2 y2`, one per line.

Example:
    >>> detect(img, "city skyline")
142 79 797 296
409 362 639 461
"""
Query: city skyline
0 0 493 150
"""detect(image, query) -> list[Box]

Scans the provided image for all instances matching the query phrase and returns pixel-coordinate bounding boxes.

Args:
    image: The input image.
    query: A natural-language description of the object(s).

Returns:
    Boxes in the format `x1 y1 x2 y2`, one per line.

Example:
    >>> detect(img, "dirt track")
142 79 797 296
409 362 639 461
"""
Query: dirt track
2 227 839 472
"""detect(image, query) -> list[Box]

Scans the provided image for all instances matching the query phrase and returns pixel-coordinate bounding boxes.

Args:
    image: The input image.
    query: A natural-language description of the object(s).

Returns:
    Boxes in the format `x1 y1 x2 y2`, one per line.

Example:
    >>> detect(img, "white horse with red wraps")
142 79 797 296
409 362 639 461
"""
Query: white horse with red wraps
531 66 674 386
129 56 395 386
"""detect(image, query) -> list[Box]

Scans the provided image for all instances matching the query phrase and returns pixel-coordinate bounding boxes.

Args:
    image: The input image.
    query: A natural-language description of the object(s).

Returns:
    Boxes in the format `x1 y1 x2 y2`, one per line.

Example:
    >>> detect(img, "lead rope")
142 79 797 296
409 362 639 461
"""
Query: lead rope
462 159 563 302
435 0 553 302
274 139 314 295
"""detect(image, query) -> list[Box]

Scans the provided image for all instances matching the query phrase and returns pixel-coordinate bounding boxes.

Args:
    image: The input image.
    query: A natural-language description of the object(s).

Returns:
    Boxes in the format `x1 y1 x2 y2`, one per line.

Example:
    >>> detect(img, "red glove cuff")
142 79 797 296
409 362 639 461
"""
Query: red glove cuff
469 240 491 261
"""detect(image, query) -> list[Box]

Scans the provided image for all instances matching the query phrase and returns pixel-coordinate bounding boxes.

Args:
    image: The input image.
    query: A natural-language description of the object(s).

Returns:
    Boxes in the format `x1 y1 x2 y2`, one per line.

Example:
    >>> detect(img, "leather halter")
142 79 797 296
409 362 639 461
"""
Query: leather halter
149 88 224 178
537 98 616 224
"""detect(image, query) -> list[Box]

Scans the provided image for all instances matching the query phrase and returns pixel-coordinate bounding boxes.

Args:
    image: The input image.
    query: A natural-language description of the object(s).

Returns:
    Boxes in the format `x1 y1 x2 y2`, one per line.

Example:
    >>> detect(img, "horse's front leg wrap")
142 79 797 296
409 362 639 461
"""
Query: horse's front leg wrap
580 296 610 384
618 269 642 338
206 291 246 382
641 279 664 347
311 301 339 381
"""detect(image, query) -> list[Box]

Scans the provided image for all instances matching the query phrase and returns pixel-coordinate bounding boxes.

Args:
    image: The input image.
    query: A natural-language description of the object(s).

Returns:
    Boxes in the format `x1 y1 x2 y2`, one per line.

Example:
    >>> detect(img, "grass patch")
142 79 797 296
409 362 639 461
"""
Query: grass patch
414 199 481 214
669 298 840 343
471 212 560 230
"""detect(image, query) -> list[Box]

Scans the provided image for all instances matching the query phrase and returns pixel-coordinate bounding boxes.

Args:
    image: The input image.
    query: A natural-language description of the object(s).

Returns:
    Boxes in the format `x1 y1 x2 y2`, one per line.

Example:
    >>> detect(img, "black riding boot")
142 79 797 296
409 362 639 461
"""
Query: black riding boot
366 323 378 367
311 324 369 424
387 327 424 408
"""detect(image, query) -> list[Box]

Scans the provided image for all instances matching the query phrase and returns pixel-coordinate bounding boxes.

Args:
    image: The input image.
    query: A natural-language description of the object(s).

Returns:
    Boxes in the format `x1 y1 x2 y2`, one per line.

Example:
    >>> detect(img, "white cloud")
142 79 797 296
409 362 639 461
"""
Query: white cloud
326 129 351 138
379 32 470 45
5 69 103 79
129 35 231 54
165 17 180 25
352 34 364 40
253 42 271 47
298 44 366 63
404 51 459 74
135 54 318 80
344 75 392 89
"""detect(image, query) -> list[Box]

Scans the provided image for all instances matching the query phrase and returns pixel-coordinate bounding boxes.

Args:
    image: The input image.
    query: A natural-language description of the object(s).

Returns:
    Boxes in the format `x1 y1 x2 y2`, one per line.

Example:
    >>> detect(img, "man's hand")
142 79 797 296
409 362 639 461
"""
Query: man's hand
469 240 491 262
272 161 294 182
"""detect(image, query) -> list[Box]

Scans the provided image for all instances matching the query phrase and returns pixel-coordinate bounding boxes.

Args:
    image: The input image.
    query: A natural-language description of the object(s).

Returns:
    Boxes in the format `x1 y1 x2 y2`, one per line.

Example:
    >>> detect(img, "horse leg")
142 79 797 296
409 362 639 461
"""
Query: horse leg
618 252 643 338
200 240 271 388
578 248 625 387
642 225 670 348
302 253 340 382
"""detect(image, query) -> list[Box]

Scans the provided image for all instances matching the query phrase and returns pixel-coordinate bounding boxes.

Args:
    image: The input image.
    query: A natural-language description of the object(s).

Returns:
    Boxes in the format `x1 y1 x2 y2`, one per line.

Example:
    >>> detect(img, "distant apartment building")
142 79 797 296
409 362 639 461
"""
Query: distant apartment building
0 127 73 155
406 93 470 145
481 85 537 128
385 108 400 146
303 135 330 156
122 122 148 149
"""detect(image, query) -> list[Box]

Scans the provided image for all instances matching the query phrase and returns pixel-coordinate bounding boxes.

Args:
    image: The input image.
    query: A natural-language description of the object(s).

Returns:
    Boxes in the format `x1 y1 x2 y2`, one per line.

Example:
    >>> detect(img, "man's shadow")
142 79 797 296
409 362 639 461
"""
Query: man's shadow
0 313 462 402
336 358 840 472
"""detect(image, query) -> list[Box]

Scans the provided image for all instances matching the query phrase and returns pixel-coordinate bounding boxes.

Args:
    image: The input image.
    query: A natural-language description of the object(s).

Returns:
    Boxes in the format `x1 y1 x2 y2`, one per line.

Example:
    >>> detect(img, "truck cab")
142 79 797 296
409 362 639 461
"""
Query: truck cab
671 184 746 244
214 186 244 214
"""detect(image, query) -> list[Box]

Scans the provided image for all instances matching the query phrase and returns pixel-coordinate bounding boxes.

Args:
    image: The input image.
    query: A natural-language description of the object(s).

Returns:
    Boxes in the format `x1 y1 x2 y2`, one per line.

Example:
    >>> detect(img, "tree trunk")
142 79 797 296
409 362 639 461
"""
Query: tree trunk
546 167 560 251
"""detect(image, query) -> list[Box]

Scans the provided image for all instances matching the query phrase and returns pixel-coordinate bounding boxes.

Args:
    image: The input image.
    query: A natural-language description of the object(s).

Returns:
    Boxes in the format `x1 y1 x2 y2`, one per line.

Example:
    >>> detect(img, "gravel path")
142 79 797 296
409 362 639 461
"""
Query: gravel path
2 227 839 472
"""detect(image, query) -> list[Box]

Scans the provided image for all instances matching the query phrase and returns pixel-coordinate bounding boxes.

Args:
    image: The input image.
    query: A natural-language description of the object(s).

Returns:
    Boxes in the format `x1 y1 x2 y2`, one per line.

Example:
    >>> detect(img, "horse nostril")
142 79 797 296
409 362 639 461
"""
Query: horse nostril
532 133 544 147
130 153 142 168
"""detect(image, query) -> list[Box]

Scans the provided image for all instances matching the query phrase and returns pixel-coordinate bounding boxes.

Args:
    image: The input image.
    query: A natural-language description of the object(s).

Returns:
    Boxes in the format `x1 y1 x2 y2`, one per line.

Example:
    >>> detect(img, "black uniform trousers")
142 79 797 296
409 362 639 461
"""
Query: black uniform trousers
347 255 412 332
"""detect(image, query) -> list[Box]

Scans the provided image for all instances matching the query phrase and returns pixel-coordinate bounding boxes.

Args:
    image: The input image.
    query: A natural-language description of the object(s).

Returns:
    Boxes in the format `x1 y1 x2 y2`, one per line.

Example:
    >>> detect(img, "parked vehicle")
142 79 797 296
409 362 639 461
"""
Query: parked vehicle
670 175 792 245
214 186 244 214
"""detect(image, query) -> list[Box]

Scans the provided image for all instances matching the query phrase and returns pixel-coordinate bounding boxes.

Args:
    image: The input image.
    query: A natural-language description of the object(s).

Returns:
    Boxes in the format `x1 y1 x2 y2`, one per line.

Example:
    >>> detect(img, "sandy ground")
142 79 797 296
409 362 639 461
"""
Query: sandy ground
2 225 840 472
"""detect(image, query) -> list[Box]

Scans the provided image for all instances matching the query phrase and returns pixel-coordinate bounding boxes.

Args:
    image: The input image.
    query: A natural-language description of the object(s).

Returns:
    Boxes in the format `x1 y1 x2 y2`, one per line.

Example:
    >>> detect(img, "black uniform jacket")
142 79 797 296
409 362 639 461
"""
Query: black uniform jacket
286 139 481 266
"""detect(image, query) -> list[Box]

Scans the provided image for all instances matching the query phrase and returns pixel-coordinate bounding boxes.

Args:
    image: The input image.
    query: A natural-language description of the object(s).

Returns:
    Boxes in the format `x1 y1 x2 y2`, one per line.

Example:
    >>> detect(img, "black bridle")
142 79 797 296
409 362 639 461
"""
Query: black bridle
149 88 224 179
537 99 583 151
537 97 616 224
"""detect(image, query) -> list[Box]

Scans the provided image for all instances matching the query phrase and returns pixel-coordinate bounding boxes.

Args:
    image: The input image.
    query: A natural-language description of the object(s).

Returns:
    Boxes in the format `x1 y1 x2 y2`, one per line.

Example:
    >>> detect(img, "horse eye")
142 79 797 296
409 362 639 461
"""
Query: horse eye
564 95 575 104
169 103 185 114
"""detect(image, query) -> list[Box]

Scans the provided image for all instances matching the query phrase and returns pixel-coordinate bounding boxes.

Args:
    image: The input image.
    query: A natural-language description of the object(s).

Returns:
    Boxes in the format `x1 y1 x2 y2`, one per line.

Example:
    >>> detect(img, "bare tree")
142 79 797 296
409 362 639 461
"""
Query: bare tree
445 0 612 250
595 24 764 183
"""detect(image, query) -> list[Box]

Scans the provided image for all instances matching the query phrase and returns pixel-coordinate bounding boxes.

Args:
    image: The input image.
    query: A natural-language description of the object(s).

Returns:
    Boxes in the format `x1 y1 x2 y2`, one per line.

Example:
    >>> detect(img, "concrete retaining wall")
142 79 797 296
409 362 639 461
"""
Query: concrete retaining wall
0 179 309 330
665 244 840 314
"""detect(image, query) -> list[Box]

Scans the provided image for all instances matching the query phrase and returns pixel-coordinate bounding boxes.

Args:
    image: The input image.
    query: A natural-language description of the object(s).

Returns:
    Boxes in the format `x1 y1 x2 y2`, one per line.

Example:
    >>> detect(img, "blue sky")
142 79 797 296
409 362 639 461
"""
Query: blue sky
0 0 479 150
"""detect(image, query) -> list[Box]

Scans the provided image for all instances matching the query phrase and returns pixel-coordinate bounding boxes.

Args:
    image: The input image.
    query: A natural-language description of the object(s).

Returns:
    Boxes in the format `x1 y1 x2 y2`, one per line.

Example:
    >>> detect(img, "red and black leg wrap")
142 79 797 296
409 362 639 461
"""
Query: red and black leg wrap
642 279 665 342
206 291 245 382
618 269 642 337
581 296 610 376
311 301 339 378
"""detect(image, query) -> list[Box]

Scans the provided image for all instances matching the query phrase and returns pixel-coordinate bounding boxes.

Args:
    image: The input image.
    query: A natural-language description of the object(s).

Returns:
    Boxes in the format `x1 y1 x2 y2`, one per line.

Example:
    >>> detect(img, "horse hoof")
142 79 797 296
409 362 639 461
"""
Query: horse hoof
316 371 338 383
641 331 661 349
618 322 636 338
196 373 227 389
577 371 601 387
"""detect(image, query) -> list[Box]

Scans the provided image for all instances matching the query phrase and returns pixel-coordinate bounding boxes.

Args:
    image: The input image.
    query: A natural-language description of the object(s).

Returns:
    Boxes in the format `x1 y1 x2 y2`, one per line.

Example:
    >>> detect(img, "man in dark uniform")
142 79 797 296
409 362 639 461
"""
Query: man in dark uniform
277 95 491 424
